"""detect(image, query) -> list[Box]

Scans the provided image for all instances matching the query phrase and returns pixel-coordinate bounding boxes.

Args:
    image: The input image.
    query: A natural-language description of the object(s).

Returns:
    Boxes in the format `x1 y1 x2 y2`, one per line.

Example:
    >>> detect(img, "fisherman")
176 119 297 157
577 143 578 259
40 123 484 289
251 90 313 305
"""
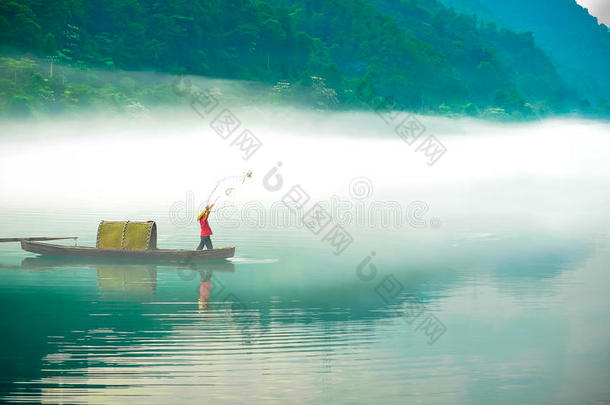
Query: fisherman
196 204 214 250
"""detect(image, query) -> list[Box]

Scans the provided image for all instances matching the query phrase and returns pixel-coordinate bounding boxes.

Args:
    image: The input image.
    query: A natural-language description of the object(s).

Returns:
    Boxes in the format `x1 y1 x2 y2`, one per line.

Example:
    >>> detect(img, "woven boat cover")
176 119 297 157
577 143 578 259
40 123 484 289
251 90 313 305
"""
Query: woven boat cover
96 221 157 250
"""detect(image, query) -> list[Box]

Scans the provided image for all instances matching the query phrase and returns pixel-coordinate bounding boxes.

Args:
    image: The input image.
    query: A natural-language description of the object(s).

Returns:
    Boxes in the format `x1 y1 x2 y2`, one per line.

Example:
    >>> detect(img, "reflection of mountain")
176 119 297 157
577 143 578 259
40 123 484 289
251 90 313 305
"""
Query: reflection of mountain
5 233 590 316
205 233 590 315
0 234 593 401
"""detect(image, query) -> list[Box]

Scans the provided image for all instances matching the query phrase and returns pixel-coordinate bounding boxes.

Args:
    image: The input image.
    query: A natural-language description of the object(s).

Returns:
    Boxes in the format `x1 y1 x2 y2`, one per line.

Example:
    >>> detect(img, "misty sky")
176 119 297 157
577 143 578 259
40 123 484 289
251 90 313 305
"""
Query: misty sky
576 0 610 25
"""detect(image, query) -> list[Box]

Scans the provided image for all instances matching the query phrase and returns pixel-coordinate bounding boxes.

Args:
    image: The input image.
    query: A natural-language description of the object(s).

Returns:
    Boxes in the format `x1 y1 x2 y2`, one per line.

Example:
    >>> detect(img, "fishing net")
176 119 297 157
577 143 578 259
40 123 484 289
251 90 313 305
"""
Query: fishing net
206 170 253 206
96 221 157 250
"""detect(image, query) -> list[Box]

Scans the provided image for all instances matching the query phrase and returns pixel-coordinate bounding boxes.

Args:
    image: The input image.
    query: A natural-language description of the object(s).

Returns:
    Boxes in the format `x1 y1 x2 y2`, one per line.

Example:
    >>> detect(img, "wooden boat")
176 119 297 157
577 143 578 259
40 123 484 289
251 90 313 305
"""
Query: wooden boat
15 220 235 263
20 240 235 262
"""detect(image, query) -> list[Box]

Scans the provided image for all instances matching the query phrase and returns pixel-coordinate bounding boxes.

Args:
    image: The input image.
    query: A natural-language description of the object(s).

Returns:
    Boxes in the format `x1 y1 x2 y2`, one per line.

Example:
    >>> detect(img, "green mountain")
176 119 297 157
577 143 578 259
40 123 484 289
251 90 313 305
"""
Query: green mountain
0 0 608 118
363 0 573 113
436 0 610 112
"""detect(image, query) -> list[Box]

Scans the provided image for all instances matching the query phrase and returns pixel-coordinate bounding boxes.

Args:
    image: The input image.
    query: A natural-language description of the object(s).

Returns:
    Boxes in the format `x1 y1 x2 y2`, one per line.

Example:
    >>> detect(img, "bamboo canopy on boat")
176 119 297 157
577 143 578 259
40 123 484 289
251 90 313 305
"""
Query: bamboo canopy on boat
96 221 157 251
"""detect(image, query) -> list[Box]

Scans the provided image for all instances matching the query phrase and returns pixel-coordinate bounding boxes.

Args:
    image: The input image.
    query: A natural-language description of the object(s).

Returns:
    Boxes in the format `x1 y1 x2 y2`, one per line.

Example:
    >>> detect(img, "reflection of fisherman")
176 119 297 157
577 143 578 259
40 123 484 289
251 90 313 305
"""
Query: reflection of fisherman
196 204 214 250
198 270 212 310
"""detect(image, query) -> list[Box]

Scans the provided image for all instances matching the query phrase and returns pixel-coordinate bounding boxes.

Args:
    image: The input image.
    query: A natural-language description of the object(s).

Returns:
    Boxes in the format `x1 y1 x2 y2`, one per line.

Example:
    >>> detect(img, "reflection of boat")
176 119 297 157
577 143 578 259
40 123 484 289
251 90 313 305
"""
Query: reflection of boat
18 255 236 272
6 256 236 301
97 264 157 298
174 260 235 273
20 220 235 262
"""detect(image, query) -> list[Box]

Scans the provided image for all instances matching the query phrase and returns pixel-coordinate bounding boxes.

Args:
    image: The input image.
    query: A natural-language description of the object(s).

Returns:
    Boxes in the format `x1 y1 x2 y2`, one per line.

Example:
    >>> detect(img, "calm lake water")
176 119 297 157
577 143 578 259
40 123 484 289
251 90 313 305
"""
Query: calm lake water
1 114 610 403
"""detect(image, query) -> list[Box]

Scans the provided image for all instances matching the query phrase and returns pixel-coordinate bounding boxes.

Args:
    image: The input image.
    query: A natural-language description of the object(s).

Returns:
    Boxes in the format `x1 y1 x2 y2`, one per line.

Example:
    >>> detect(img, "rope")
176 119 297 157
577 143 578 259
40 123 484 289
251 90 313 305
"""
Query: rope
120 220 130 249
145 221 153 250
96 221 104 248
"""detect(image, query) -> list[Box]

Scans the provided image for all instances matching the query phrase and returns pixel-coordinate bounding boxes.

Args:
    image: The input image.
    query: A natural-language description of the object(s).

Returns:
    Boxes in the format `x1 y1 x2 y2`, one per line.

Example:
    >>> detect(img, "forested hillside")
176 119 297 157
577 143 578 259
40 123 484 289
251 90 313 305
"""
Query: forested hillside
0 0 608 119
437 0 610 111
364 0 572 115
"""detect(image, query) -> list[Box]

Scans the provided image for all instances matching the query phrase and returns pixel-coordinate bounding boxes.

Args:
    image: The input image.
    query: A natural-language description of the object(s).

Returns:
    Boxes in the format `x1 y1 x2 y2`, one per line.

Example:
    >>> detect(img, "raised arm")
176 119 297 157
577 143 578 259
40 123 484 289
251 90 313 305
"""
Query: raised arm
197 204 214 221
197 209 209 221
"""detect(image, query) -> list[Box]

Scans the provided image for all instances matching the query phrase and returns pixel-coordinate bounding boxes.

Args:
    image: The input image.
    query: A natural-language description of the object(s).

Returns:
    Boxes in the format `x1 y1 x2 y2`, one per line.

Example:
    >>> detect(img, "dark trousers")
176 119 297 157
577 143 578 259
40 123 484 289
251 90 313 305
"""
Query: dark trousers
197 235 213 250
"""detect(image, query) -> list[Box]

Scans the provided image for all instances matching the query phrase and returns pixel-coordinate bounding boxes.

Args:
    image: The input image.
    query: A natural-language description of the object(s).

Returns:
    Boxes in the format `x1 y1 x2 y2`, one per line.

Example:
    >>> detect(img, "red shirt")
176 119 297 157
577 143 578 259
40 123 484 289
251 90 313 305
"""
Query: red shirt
200 214 213 236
